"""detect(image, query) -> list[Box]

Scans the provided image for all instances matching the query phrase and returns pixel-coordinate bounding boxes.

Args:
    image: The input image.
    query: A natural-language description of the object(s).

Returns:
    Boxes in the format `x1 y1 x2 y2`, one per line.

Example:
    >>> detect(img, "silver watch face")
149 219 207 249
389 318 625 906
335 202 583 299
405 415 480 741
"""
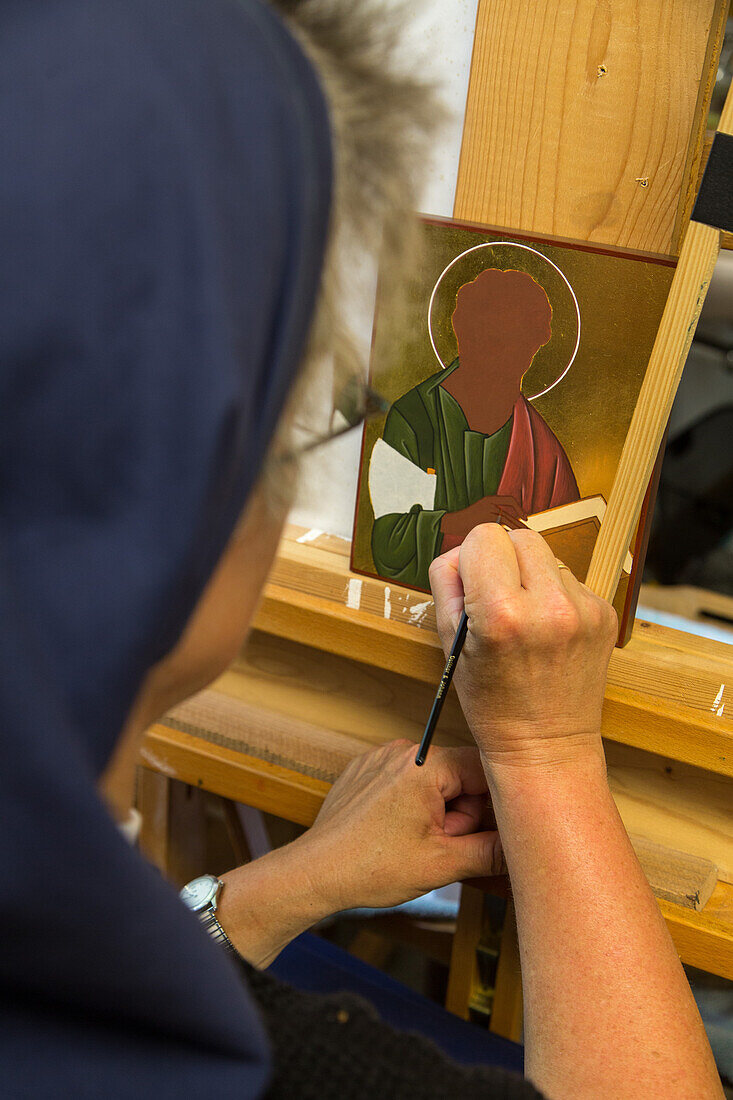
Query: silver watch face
179 874 219 913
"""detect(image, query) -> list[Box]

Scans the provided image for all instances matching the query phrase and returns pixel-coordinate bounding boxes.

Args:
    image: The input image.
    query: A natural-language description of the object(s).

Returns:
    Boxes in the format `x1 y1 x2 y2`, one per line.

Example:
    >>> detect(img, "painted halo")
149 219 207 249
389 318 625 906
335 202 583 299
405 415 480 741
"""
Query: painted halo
427 241 581 401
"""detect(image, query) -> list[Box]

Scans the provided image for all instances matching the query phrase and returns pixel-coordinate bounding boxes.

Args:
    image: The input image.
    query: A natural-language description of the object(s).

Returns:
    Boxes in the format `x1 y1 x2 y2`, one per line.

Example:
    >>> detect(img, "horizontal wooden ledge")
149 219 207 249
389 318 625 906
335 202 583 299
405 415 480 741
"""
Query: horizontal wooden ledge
253 527 733 778
142 723 329 827
660 884 733 980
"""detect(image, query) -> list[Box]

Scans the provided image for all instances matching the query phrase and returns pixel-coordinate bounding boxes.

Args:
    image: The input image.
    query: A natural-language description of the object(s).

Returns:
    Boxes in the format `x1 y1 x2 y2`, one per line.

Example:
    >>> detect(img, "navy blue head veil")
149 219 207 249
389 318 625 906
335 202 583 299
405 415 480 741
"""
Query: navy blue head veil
0 0 331 1094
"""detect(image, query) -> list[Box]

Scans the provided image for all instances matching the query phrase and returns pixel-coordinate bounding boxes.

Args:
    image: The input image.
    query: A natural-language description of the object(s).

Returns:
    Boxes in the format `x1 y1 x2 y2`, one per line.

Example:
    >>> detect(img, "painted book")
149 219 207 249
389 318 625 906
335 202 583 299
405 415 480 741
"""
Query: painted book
350 216 676 644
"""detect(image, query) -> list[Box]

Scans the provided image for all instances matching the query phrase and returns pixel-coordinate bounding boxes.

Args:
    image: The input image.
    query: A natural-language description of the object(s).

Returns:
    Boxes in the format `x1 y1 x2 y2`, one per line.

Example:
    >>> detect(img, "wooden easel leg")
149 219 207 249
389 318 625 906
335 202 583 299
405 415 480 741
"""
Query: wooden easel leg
165 780 209 887
348 927 395 970
220 798 253 866
489 899 523 1043
137 766 171 877
136 768 211 886
445 883 484 1019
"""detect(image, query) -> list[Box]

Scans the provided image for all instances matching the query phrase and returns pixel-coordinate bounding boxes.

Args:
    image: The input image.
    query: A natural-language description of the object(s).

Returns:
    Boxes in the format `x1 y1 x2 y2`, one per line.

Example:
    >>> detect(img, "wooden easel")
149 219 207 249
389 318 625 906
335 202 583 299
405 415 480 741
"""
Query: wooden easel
445 0 731 1036
136 0 733 1041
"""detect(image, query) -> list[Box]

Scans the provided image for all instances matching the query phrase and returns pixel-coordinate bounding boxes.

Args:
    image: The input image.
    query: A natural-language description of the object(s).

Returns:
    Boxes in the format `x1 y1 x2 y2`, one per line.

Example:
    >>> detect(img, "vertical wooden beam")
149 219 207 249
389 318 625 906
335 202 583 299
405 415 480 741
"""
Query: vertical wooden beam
221 798 254 866
137 769 213 886
586 80 733 599
585 219 720 599
137 767 171 877
489 900 524 1042
671 2 730 251
455 0 727 254
446 884 485 1018
165 781 210 888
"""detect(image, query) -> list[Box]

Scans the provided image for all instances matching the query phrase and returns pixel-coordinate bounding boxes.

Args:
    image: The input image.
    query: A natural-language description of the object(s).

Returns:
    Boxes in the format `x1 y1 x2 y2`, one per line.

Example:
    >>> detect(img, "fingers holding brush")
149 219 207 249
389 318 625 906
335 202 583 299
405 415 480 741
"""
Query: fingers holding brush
428 545 463 643
429 522 618 774
430 523 522 649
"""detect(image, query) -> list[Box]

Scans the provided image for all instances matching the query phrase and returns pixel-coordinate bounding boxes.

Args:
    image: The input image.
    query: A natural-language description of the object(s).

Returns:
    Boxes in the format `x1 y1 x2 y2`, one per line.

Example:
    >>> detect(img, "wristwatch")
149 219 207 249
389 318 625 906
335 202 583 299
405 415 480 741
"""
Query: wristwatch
179 874 237 956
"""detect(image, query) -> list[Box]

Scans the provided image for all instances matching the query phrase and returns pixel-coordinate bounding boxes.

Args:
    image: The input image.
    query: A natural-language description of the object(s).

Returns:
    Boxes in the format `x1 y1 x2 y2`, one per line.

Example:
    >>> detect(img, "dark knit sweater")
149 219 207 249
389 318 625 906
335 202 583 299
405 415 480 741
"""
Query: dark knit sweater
242 961 545 1099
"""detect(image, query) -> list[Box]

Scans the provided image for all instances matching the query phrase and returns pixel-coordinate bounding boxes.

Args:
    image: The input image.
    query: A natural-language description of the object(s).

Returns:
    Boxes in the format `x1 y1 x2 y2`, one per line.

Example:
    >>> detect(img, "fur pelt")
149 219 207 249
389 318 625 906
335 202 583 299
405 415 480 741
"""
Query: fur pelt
264 0 441 511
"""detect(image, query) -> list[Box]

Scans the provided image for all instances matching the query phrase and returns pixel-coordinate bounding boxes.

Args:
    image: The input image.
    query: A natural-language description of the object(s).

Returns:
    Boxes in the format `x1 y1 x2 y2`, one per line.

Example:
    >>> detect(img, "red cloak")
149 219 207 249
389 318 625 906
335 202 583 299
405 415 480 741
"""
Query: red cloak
497 395 580 514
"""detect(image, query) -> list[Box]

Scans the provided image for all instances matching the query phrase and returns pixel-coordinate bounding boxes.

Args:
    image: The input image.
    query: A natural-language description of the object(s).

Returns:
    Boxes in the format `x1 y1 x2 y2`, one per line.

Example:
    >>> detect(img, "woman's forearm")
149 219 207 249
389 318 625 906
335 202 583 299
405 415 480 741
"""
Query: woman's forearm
486 747 723 1100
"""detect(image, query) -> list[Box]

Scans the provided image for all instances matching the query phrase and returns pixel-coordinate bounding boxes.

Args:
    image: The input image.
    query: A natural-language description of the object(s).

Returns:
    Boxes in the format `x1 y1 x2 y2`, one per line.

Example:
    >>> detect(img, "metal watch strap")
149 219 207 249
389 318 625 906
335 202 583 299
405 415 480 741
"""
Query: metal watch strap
199 908 237 956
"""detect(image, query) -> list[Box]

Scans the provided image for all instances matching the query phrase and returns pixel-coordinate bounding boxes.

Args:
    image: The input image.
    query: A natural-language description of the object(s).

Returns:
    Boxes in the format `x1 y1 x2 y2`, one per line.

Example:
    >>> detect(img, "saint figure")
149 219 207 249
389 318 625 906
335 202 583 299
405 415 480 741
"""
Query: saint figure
370 267 579 588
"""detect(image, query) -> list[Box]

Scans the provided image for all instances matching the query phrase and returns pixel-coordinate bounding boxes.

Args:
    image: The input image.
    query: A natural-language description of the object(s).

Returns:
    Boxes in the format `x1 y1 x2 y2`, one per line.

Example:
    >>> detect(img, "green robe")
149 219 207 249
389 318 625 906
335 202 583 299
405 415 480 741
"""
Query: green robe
371 359 512 589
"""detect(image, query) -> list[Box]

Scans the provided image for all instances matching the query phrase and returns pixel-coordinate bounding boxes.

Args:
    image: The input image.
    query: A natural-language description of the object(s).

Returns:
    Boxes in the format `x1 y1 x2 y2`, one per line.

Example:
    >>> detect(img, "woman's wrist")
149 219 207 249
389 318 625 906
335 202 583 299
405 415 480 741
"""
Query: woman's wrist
217 836 337 968
478 729 607 795
480 738 615 894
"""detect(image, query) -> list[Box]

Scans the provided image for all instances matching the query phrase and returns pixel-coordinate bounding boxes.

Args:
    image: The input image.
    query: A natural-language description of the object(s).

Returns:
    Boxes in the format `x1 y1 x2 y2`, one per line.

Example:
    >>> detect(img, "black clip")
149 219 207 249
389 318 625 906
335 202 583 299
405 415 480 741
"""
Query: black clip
692 132 733 234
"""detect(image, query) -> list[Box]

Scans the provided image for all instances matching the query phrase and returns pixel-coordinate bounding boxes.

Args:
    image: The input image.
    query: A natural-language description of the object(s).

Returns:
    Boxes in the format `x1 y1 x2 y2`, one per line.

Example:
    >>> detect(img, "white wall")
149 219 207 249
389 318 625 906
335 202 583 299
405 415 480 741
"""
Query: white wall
288 0 479 539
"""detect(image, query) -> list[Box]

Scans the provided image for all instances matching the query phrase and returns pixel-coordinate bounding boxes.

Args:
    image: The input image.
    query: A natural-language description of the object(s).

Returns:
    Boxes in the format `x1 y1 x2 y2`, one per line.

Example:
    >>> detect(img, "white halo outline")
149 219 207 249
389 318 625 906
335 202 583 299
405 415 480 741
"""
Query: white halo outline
427 241 581 401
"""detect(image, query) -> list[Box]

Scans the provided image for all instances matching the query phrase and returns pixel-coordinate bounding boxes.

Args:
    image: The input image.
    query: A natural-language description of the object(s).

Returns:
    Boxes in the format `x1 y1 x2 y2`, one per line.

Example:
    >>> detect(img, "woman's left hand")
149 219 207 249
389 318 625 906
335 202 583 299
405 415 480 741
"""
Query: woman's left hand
218 740 503 967
300 739 503 911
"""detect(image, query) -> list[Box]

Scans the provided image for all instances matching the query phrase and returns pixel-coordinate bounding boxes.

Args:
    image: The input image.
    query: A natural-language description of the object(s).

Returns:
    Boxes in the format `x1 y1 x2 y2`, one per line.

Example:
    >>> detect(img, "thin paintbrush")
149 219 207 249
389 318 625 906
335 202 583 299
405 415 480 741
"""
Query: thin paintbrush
415 609 468 766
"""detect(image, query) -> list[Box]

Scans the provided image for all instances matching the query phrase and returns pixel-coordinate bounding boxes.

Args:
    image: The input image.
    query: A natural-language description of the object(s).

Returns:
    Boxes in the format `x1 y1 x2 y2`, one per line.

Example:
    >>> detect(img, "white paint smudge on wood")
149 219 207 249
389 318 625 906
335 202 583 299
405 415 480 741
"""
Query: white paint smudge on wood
384 586 392 619
140 746 177 777
408 599 433 625
711 683 725 712
296 528 324 543
346 577 363 610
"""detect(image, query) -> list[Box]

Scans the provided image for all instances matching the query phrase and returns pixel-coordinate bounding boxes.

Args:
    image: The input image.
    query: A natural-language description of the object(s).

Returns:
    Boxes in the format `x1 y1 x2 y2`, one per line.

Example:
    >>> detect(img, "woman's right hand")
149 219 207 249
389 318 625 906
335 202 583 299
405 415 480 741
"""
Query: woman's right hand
429 523 618 777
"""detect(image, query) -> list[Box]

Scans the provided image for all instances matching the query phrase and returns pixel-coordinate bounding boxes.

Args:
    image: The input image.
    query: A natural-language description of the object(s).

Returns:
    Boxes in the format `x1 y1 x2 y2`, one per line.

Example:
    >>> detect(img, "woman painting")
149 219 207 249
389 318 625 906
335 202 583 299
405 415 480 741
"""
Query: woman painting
1 2 722 1098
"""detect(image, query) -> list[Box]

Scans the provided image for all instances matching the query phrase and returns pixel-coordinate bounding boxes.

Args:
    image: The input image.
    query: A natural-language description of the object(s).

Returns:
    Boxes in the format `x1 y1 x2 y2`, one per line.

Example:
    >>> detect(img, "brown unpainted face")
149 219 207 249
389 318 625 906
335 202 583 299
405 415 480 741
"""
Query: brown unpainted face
451 268 553 387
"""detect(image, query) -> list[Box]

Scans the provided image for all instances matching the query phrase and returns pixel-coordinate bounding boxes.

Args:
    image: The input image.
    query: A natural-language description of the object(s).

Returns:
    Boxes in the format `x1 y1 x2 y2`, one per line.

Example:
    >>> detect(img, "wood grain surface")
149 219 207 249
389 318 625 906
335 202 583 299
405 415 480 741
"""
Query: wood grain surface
628 834 717 911
145 695 733 978
455 0 727 254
